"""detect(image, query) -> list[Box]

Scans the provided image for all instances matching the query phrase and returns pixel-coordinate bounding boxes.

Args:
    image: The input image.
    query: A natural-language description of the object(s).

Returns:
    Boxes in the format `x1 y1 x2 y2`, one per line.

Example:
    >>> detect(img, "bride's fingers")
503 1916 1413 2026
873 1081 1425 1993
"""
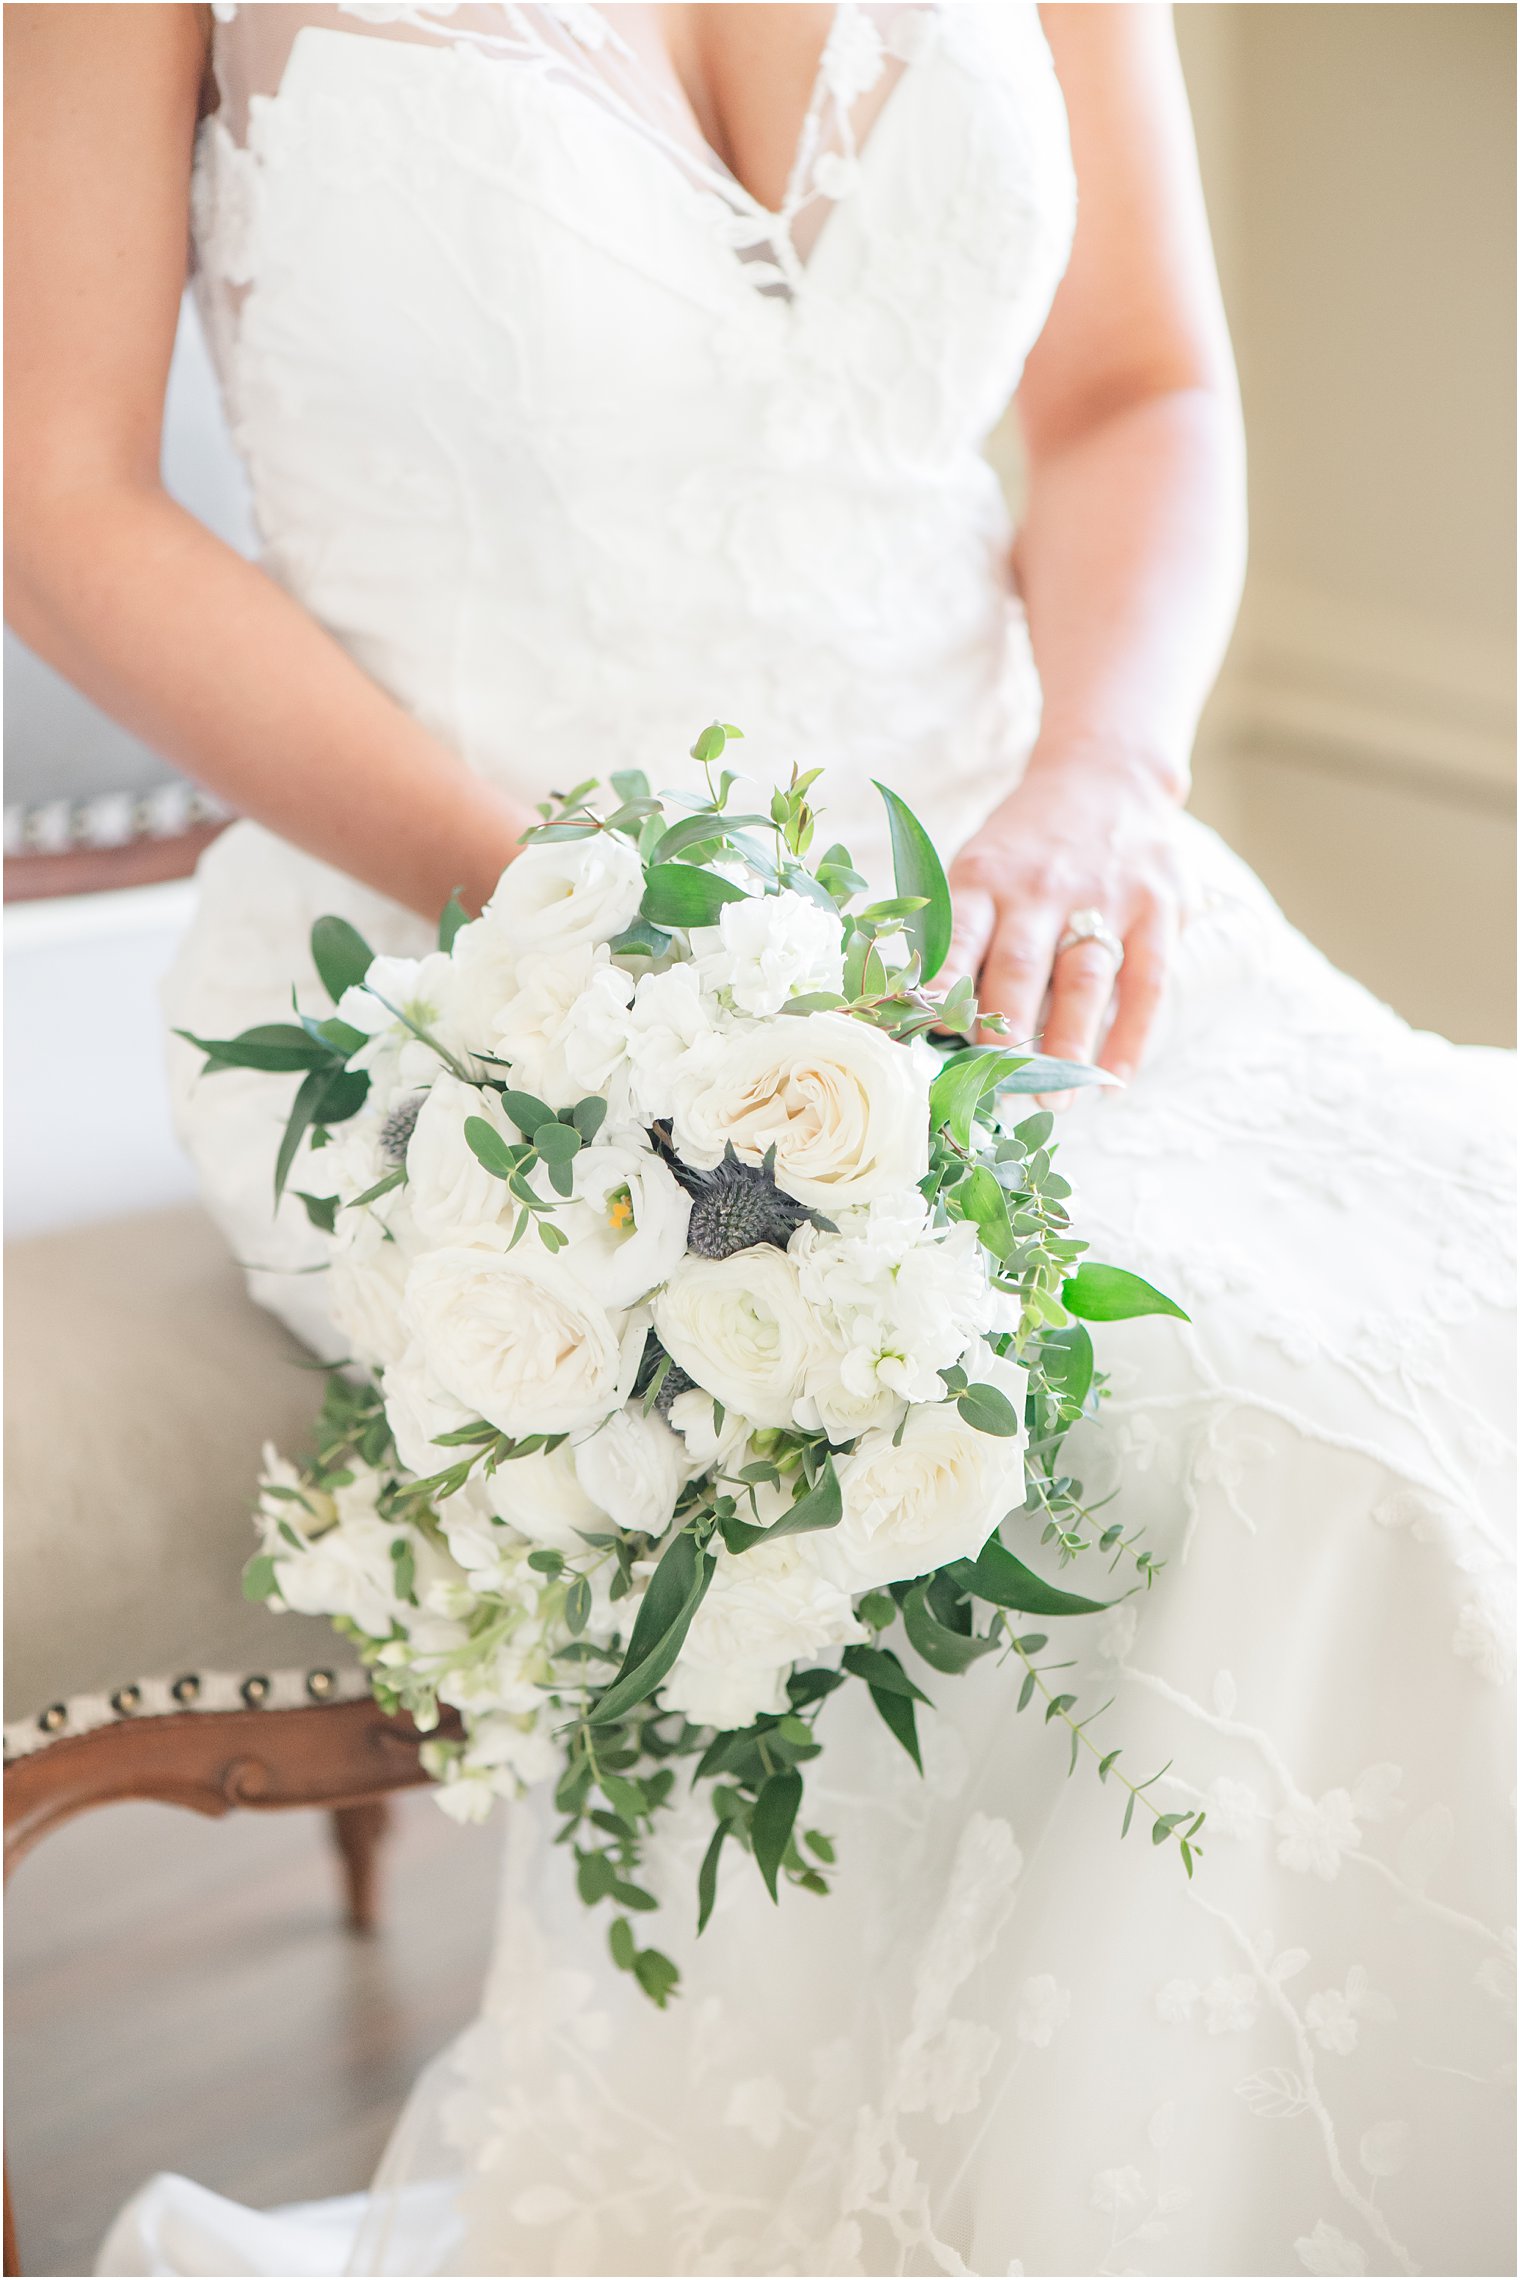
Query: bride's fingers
934 884 996 1018
1040 935 1122 1073
1098 906 1175 1084
978 908 1063 1048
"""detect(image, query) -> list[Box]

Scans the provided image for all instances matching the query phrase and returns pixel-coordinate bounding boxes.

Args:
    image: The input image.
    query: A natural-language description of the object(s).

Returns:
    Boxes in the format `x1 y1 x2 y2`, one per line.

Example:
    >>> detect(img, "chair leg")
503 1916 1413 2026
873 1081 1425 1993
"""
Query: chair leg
5 2158 20 2277
329 1798 392 1935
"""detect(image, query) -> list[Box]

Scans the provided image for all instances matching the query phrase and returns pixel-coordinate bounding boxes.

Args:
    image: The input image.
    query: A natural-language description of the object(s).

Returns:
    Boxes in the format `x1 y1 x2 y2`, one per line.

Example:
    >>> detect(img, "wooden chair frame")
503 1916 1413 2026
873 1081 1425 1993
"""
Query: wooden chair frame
3 1695 462 2277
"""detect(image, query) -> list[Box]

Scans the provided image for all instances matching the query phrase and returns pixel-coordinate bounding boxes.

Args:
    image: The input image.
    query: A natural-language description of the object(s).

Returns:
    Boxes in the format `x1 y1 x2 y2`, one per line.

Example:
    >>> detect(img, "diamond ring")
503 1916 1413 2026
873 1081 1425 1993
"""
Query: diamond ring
1056 908 1125 972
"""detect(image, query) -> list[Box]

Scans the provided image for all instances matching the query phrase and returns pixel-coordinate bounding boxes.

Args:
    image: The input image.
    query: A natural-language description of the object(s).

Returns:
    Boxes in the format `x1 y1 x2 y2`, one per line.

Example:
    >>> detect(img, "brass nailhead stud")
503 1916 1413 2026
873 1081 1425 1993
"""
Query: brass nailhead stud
111 1685 142 1715
38 1704 67 1734
241 1675 271 1707
171 1674 201 1705
306 1669 336 1700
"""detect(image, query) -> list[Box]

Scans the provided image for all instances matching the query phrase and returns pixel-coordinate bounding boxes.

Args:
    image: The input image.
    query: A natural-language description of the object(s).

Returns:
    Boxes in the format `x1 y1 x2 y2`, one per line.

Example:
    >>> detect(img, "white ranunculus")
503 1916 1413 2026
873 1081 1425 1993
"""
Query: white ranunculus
661 1534 864 1730
489 944 632 1112
556 1136 691 1310
822 1359 1029 1591
405 1073 520 1245
794 1203 997 1440
672 1011 930 1212
274 1514 402 1637
381 1341 475 1476
482 830 646 958
573 1404 684 1537
653 1246 822 1430
690 888 845 1017
622 963 725 1123
328 1216 415 1372
479 1442 605 1552
405 1244 641 1438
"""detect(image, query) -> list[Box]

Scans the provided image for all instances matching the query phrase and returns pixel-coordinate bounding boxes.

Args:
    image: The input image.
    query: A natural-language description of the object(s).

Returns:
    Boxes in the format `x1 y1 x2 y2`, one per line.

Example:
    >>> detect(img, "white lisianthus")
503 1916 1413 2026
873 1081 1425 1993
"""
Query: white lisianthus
622 964 725 1123
573 1404 684 1537
794 1203 997 1440
691 888 845 1017
482 829 646 958
405 1073 520 1245
328 1215 415 1372
405 1244 642 1438
381 1341 475 1477
673 1011 930 1211
822 1357 1030 1591
654 1246 822 1429
490 944 633 1112
662 1534 864 1730
556 1136 691 1310
338 951 458 1057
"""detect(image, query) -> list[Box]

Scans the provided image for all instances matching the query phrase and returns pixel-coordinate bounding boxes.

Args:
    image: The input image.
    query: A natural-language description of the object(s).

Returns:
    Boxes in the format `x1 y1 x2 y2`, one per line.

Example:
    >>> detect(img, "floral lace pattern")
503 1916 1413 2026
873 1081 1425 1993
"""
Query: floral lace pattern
107 7 1518 2274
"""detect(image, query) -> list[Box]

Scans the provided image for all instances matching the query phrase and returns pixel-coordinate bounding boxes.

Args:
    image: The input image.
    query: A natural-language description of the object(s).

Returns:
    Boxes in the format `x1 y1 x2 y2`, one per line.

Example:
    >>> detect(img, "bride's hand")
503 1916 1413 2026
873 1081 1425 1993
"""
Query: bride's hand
942 743 1187 1085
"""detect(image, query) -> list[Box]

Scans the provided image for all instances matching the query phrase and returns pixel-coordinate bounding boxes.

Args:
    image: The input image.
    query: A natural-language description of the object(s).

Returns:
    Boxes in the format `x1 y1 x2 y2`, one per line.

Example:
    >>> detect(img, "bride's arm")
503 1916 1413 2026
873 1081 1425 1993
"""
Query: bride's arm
5 4 529 921
944 2 1246 1081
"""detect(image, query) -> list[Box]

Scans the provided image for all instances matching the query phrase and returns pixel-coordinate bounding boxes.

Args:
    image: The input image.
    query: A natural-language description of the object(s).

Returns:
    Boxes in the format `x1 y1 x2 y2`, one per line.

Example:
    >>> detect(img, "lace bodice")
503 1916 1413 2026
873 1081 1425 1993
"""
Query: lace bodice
191 2 1075 888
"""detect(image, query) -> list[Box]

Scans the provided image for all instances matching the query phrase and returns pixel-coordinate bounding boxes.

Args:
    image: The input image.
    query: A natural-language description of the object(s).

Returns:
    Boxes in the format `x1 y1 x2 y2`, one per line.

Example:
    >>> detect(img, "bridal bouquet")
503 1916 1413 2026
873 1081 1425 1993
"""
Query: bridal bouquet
184 725 1198 2007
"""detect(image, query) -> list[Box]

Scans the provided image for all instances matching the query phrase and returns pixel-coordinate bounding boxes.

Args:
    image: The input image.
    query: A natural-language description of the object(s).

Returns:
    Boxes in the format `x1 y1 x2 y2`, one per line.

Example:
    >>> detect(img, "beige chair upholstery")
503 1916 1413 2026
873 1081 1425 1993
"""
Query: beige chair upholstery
4 1205 361 1740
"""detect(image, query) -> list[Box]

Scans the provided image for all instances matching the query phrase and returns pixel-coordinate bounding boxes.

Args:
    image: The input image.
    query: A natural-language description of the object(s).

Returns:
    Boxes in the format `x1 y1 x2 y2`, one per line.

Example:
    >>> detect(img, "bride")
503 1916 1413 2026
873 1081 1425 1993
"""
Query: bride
7 5 1514 2274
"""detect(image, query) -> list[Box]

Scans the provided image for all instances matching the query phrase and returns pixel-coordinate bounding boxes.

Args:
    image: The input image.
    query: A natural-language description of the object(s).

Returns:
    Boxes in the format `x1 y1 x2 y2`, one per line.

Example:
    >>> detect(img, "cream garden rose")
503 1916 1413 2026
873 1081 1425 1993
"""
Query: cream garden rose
672 1010 931 1210
653 1244 823 1429
404 1243 643 1437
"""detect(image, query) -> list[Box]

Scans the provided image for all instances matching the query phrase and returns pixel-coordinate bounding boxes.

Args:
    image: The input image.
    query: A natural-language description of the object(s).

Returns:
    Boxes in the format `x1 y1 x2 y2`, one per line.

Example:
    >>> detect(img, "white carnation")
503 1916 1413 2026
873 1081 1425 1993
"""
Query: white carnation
482 830 645 958
653 1246 822 1429
691 888 844 1017
490 944 632 1112
672 1010 930 1212
573 1404 684 1537
405 1244 643 1438
622 964 725 1123
662 1534 864 1730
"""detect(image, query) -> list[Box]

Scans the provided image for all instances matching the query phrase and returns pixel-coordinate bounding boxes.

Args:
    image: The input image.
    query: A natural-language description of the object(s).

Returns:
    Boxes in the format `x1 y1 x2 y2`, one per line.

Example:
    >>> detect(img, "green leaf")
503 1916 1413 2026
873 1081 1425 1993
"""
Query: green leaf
903 1581 997 1674
650 811 770 866
242 1553 280 1603
841 1644 932 1704
696 1820 728 1934
500 1089 554 1136
437 891 469 953
611 768 651 804
994 1054 1122 1097
293 1189 339 1234
274 1067 333 1205
608 1916 637 1970
691 721 729 763
632 1947 680 2007
752 1769 803 1902
535 1121 582 1165
857 1590 897 1632
929 1047 1026 1148
571 1096 608 1143
756 1461 842 1543
608 918 673 962
565 1574 592 1635
641 864 749 929
176 1023 332 1075
957 1381 1024 1437
463 1116 519 1180
310 915 375 1006
872 780 953 982
1062 1263 1189 1323
949 1538 1114 1618
347 1165 407 1211
868 1683 922 1770
1041 1324 1094 1412
590 1527 714 1725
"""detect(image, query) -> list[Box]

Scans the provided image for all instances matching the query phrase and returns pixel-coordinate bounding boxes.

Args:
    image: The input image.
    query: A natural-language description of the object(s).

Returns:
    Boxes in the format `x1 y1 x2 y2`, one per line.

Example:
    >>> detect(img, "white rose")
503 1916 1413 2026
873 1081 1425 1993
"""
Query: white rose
556 1136 691 1310
328 1216 415 1372
273 1514 401 1636
405 1073 519 1245
622 964 725 1123
482 830 645 958
381 1341 474 1476
490 944 632 1112
672 1011 930 1212
662 1534 864 1730
691 888 845 1017
653 1246 821 1429
822 1361 1029 1591
479 1442 605 1552
573 1404 683 1537
405 1244 642 1437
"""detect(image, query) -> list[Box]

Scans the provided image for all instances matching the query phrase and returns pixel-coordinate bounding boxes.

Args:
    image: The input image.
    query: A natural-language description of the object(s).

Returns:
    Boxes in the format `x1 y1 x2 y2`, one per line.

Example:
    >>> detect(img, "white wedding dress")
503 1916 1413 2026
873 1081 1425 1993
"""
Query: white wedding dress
102 7 1515 2275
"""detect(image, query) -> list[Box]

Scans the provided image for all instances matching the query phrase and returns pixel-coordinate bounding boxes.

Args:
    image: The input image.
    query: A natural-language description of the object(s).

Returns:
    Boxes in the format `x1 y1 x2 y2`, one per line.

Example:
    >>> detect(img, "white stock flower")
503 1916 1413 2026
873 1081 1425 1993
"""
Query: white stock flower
795 1205 996 1440
673 1011 930 1212
483 830 645 958
274 1515 401 1636
653 1246 822 1429
490 944 632 1111
405 1073 520 1244
573 1404 683 1536
662 1534 864 1730
691 889 844 1017
622 964 724 1123
557 1136 691 1310
461 1711 560 1790
405 1244 642 1438
824 1361 1029 1590
328 1217 415 1372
